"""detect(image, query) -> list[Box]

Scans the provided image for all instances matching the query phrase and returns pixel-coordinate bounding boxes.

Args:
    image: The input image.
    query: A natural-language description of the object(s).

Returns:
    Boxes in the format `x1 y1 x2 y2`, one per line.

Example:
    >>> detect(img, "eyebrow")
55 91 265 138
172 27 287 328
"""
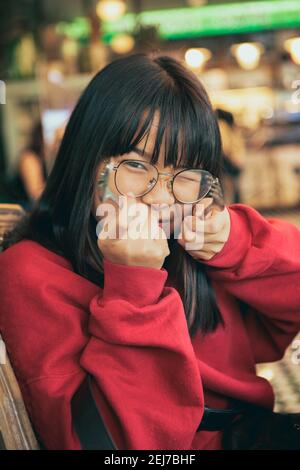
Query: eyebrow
130 146 188 169
131 147 152 159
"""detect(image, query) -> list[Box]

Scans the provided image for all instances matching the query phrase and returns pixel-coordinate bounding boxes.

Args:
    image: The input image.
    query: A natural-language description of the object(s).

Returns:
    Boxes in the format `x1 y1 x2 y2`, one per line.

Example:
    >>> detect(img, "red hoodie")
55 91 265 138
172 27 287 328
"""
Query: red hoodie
0 204 300 450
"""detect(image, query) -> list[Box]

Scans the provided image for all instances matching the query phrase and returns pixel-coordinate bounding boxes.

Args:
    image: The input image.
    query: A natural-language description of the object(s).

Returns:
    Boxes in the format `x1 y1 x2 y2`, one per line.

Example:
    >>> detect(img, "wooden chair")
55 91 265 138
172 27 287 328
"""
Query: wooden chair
0 204 25 249
0 335 40 449
0 204 40 449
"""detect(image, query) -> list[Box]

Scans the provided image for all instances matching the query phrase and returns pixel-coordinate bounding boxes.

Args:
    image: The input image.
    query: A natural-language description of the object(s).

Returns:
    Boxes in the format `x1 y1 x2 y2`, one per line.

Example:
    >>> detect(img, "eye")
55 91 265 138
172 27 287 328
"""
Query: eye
123 160 148 171
174 170 202 182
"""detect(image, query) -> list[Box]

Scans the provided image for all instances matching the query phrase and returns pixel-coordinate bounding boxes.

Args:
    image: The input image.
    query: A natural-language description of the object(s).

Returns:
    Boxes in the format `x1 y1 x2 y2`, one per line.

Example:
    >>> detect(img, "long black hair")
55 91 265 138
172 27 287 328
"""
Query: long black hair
5 53 224 337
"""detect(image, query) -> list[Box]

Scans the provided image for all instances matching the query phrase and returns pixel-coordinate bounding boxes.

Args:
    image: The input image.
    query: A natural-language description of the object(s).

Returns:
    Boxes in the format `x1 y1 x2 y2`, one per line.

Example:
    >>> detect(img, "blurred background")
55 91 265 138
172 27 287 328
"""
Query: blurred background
0 0 300 411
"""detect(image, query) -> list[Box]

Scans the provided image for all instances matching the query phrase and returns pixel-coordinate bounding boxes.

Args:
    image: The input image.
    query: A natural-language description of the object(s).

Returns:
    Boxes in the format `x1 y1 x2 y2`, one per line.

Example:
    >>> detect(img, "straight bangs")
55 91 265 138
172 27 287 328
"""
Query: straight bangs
101 56 221 177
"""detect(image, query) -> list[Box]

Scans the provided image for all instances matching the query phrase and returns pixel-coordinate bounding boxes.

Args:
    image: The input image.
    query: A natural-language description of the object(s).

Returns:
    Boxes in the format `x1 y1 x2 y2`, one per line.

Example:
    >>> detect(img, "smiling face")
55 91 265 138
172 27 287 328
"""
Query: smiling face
92 113 195 234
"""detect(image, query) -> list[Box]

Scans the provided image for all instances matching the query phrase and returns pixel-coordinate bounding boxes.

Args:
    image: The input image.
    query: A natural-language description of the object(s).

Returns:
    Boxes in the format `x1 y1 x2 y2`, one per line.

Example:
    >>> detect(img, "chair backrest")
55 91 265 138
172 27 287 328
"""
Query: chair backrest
0 204 25 249
0 204 40 449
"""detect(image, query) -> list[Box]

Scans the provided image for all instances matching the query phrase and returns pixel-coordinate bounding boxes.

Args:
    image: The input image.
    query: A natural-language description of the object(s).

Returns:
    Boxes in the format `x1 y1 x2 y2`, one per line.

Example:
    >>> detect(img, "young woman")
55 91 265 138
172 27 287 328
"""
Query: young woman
0 54 300 450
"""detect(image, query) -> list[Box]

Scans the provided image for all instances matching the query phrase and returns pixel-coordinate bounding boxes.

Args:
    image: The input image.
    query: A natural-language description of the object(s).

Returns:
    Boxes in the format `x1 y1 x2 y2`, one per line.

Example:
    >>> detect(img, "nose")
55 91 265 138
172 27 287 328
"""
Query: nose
142 175 175 207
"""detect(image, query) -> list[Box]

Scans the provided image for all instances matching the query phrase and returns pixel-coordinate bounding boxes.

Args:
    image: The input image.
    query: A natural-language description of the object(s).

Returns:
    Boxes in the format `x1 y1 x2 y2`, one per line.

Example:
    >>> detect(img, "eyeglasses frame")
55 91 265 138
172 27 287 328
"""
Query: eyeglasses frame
98 158 220 204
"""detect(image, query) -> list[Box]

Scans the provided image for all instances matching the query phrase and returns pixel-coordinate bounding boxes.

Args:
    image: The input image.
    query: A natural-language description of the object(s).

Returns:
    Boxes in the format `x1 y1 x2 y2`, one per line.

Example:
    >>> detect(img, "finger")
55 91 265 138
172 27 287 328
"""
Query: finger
180 215 206 252
177 236 204 252
177 226 204 250
192 202 205 218
181 208 227 241
192 197 213 216
201 229 230 244
199 241 226 253
184 214 205 233
191 250 216 261
202 209 227 234
181 216 198 241
204 210 213 220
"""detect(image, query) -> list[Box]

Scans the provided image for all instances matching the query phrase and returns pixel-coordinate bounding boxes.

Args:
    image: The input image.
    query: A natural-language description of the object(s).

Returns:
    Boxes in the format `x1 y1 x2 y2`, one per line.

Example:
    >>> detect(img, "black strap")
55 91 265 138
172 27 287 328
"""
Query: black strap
71 375 117 450
197 404 245 432
71 374 246 447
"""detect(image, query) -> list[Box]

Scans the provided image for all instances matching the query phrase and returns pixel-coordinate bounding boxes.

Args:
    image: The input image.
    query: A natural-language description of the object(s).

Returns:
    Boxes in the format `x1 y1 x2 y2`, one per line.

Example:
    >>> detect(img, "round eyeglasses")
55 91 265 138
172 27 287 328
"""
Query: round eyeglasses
97 159 220 204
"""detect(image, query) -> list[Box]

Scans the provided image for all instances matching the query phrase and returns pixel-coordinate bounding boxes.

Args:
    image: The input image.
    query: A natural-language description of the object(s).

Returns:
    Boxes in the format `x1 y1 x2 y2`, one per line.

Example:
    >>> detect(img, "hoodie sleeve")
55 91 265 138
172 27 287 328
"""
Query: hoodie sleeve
202 204 300 362
79 259 204 450
0 245 204 450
